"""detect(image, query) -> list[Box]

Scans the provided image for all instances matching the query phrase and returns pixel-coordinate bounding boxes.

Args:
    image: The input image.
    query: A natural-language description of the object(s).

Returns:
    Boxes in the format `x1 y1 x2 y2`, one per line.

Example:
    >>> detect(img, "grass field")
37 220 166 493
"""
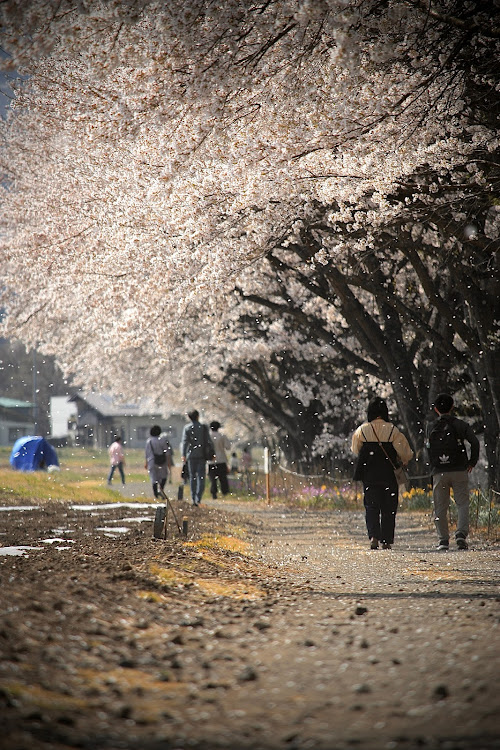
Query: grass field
0 445 498 533
0 445 149 504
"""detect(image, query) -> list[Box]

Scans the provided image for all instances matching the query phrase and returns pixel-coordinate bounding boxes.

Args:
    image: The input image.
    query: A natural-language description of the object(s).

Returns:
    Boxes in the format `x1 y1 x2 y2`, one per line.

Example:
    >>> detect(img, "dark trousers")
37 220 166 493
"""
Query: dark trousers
363 482 398 544
208 462 229 498
108 462 125 484
152 478 166 498
187 458 206 505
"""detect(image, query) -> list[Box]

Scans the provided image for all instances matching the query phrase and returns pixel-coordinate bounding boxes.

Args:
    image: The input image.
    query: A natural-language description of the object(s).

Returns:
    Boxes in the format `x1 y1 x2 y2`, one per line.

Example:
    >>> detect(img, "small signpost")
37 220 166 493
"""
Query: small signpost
264 447 271 505
153 487 185 539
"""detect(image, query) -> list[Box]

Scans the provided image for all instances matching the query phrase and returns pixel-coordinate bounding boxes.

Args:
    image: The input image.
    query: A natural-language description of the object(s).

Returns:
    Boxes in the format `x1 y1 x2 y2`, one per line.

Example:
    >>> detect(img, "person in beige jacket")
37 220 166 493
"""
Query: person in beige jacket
352 397 413 549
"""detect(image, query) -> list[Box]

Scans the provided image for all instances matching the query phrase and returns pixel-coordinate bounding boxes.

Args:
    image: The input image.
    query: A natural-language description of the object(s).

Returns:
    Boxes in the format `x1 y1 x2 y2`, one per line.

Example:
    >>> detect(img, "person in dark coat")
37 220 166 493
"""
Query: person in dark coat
180 410 215 506
145 425 172 499
208 421 231 499
352 397 413 550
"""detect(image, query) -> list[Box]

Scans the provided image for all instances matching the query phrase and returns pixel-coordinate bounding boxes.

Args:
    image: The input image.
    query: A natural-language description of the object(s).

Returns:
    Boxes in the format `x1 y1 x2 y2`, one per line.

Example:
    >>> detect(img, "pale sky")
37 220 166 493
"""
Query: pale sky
0 70 14 118
0 46 17 118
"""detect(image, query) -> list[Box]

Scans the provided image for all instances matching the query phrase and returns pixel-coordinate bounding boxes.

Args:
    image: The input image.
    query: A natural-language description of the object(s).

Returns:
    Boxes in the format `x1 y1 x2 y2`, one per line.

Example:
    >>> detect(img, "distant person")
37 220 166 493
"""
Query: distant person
241 446 252 472
230 452 239 474
241 446 253 490
181 409 215 506
107 435 125 485
351 397 413 550
145 425 172 499
427 393 480 551
164 438 174 483
208 421 231 499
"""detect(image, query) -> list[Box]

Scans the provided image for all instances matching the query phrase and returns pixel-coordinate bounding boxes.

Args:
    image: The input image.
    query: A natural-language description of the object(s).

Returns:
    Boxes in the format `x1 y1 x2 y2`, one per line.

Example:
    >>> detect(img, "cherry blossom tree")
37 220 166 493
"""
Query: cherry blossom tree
226 174 498 482
0 1 498 483
203 293 366 472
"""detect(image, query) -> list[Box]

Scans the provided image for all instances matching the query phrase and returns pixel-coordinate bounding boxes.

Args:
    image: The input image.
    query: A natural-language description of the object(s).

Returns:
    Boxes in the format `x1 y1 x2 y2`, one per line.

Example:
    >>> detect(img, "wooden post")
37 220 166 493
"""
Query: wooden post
264 447 271 505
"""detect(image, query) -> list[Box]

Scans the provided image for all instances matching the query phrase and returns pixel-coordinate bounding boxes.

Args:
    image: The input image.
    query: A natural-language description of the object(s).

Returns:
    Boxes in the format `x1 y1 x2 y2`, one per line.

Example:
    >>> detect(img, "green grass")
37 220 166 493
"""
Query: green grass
0 445 147 505
1 446 498 535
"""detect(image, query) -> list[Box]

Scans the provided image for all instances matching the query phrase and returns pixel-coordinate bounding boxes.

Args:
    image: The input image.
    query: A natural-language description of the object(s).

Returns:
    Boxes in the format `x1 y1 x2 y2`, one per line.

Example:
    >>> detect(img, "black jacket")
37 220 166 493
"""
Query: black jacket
353 427 400 486
426 415 479 474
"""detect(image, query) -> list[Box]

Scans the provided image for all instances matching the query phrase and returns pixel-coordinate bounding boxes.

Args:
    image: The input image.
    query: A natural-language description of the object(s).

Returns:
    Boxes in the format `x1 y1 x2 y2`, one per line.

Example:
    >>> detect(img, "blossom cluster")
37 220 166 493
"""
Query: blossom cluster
0 1 497 468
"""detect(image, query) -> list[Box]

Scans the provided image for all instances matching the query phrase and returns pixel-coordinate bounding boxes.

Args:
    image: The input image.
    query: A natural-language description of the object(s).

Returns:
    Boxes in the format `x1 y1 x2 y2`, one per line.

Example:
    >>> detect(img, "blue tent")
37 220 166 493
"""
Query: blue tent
9 435 59 472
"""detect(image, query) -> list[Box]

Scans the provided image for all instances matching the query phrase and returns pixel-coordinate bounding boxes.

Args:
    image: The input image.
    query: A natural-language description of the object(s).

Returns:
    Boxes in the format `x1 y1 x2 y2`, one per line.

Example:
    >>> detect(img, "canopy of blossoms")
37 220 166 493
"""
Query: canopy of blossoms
0 1 498 477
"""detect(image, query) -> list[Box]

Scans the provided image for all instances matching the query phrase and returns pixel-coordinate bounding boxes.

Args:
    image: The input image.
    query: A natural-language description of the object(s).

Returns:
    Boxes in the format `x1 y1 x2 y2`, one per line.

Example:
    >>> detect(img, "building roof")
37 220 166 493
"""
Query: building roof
69 391 163 418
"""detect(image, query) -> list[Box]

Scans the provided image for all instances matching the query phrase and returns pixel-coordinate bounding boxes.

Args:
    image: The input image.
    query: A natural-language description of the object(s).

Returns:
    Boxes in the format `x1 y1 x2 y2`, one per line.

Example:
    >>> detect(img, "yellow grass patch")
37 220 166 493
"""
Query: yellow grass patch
149 563 192 586
196 577 265 600
149 563 265 600
79 667 187 694
1 681 88 711
78 667 189 723
185 533 250 555
0 467 122 504
0 446 151 505
72 479 108 490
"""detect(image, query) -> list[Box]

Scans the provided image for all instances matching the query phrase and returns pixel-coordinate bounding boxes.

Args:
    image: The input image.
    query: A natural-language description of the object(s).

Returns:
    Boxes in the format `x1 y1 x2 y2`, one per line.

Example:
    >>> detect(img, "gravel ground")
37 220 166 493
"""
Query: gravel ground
0 484 499 750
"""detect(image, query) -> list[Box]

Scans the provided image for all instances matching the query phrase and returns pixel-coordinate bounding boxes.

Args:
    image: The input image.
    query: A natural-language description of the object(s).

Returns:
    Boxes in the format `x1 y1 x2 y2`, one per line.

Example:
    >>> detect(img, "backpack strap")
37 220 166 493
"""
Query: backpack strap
371 423 397 471
362 423 394 442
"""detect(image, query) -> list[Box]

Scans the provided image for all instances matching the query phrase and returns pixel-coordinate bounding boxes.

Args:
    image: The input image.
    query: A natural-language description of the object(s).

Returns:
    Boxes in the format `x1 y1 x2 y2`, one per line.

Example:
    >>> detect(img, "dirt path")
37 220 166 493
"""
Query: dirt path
0 487 499 750
214 498 500 749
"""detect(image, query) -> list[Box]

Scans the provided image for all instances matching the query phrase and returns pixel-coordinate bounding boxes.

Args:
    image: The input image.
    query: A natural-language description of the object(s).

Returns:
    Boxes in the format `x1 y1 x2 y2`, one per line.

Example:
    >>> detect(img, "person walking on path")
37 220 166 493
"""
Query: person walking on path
230 452 239 474
181 410 215 506
164 440 174 484
208 421 231 499
107 435 125 485
145 425 172 499
351 397 413 550
241 446 253 491
427 392 480 551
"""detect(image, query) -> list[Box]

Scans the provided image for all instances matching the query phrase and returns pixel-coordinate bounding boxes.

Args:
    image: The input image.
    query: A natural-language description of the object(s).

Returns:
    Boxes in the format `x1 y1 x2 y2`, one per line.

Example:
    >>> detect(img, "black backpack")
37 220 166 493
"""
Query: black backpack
352 427 399 484
428 417 467 469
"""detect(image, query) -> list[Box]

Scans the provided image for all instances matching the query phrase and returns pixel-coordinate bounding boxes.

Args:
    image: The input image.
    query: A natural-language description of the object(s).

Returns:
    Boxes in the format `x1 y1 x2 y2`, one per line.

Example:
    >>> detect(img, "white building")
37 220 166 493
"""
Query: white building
67 392 185 450
50 396 78 438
